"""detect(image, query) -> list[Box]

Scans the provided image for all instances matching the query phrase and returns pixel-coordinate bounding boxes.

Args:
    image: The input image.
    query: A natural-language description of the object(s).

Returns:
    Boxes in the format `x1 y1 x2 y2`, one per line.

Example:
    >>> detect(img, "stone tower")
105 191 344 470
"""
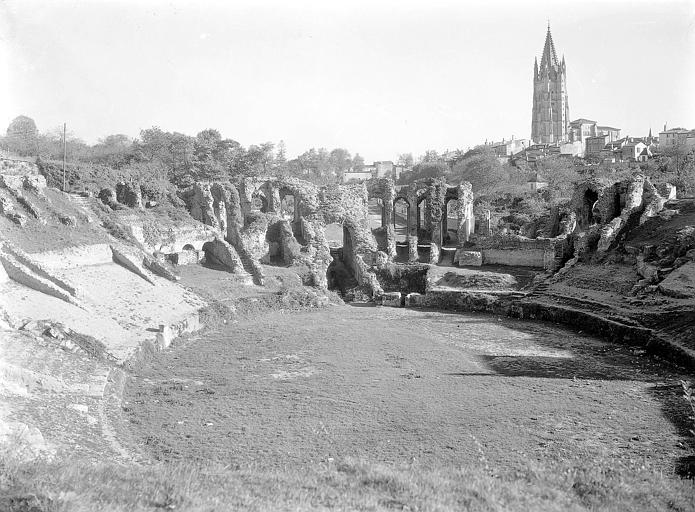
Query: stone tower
531 25 569 144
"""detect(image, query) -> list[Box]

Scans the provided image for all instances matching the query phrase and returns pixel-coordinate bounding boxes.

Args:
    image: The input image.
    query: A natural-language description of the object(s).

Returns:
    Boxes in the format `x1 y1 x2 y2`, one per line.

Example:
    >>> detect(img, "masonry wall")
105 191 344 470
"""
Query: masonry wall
477 235 568 270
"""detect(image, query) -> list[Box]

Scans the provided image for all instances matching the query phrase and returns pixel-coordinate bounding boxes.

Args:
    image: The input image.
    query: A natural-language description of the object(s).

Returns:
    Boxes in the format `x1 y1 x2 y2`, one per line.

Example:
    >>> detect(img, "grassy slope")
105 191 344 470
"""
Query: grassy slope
0 188 110 253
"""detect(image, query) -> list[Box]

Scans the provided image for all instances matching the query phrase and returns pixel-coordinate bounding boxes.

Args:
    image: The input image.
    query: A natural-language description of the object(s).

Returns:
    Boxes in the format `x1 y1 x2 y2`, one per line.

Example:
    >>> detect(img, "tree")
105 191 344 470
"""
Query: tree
274 140 289 176
399 161 448 184
352 153 365 172
419 149 440 163
36 126 90 163
449 148 508 194
190 129 229 181
244 142 276 176
534 156 581 198
328 148 352 179
135 127 173 164
91 134 134 167
397 153 414 168
5 115 38 156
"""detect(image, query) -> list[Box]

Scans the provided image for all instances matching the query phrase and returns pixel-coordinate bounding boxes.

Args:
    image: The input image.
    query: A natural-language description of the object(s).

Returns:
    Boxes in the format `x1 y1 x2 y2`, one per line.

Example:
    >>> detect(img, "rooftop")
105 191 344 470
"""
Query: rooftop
570 118 597 125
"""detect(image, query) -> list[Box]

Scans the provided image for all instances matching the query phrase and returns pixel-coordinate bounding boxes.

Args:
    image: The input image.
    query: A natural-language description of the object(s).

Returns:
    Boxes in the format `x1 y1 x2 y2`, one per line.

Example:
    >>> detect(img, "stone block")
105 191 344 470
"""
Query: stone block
405 292 425 307
380 291 402 307
110 245 156 285
455 250 482 267
636 256 658 282
658 261 695 299
169 249 200 266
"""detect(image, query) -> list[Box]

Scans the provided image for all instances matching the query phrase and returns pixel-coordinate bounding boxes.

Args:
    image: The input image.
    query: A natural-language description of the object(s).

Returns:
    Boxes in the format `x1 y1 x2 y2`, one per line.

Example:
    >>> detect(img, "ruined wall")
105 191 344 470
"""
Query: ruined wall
571 175 672 260
181 177 388 293
475 235 569 271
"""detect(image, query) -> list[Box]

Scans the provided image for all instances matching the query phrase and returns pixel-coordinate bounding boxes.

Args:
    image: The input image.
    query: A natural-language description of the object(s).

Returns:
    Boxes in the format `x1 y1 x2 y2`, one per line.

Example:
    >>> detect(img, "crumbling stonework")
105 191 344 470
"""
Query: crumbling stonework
474 234 569 271
202 238 248 278
571 175 672 260
98 188 118 208
116 181 143 209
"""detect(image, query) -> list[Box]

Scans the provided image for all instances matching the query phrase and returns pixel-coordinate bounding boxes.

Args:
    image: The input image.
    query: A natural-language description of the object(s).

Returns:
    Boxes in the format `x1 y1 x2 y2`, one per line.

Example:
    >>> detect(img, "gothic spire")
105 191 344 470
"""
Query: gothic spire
540 24 559 70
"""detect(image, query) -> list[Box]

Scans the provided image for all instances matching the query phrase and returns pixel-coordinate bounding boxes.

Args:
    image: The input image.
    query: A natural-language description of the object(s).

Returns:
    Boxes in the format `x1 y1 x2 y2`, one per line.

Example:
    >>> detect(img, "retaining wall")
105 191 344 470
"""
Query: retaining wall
475 236 569 271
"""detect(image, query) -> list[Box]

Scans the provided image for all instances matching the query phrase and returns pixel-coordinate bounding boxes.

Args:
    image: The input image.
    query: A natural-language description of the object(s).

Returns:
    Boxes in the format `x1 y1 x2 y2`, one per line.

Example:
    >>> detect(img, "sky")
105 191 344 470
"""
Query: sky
1 0 694 162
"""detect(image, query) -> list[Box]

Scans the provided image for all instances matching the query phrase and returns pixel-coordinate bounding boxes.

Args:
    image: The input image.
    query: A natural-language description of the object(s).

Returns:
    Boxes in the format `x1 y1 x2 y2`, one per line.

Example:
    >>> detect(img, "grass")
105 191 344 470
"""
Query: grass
1 450 694 511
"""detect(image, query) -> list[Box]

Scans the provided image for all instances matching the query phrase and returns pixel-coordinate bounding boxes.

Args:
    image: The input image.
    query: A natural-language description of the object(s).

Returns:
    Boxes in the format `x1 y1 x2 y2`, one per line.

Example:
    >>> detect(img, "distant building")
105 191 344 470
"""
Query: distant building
659 126 695 150
491 137 531 157
531 25 570 144
568 119 598 147
511 143 561 166
342 170 373 183
342 160 407 183
559 141 583 157
598 136 655 163
527 172 548 192
621 140 649 162
597 125 621 141
586 135 610 159
568 119 621 157
373 161 406 181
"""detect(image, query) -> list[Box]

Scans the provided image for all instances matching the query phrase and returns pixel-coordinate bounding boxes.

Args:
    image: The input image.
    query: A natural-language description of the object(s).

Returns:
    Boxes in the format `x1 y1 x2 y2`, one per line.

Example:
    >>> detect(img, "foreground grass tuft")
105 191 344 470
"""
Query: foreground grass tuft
1 451 694 512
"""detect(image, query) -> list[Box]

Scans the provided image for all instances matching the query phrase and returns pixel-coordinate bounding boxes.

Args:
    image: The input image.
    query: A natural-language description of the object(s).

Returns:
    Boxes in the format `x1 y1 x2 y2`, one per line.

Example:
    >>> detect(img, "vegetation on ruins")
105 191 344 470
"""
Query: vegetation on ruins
1 115 367 196
4 114 694 219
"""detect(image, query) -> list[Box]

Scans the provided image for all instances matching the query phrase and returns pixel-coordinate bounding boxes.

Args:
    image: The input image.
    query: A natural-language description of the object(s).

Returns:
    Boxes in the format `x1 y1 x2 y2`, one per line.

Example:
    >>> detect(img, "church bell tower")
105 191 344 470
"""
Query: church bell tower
531 24 569 144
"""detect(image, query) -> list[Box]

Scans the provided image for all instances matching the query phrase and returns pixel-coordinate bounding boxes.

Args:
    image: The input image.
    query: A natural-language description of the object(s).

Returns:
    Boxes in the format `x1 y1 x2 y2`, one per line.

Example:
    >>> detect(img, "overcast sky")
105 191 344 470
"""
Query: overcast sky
1 0 693 162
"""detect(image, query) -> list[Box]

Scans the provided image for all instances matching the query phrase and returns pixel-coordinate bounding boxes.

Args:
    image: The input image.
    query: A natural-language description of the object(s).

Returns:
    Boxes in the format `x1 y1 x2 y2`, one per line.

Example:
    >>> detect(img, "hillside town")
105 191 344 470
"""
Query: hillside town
340 26 693 187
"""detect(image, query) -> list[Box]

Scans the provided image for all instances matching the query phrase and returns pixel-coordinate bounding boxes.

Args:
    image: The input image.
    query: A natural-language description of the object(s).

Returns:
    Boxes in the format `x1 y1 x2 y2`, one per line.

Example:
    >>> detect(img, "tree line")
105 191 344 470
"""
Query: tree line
1 115 368 188
4 115 693 198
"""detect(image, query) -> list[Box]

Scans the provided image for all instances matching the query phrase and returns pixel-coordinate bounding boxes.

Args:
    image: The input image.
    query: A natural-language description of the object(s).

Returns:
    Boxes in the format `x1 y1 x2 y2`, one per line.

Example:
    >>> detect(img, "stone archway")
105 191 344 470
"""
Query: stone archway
442 198 459 248
393 197 409 243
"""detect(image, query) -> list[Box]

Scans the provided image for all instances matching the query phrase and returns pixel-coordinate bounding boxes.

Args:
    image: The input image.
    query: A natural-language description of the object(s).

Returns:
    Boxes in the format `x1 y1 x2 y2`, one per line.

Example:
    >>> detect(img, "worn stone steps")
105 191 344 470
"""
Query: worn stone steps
68 193 96 222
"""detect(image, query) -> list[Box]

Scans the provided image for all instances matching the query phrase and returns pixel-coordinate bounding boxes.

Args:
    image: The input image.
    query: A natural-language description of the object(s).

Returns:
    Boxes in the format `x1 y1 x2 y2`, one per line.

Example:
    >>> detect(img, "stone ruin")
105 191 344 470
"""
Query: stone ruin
177 176 483 298
179 177 375 293
0 158 49 227
167 172 679 301
569 174 675 262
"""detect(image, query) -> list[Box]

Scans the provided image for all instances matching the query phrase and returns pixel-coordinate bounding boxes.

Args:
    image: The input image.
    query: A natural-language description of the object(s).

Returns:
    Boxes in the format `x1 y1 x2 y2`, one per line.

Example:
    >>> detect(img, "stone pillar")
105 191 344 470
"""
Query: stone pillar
482 210 491 236
407 199 417 238
429 242 440 264
407 235 418 262
217 200 227 234
384 199 394 229
261 182 280 213
456 182 474 244
430 194 442 248
239 179 254 218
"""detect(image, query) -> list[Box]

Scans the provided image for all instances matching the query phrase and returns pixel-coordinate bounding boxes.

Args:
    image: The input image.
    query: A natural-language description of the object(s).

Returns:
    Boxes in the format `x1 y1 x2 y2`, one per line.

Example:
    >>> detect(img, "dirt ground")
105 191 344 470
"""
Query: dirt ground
121 294 694 489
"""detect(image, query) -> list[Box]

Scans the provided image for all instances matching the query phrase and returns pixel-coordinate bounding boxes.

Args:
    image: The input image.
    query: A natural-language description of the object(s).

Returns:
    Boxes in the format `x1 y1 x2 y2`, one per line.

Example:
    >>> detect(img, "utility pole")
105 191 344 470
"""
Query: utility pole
62 123 67 191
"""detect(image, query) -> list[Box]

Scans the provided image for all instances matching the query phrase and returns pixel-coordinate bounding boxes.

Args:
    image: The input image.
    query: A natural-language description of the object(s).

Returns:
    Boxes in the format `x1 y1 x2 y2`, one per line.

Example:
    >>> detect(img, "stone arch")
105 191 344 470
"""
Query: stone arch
442 197 459 248
368 197 384 230
325 222 344 249
393 197 409 243
279 187 296 222
251 189 268 214
583 189 599 227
